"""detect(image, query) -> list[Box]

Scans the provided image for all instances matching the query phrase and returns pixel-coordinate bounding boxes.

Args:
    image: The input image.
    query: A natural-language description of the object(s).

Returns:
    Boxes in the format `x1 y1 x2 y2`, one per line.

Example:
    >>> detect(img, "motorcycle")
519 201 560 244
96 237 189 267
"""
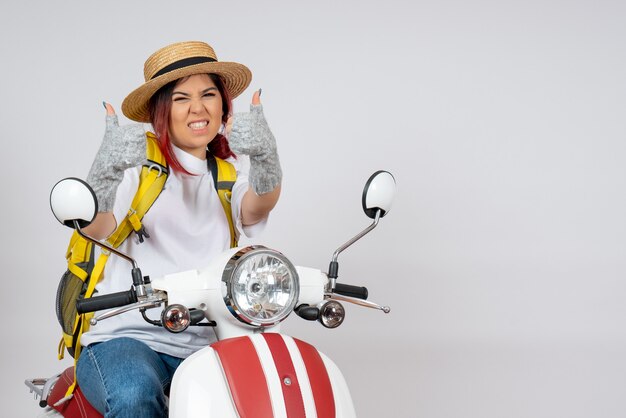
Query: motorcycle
26 170 396 417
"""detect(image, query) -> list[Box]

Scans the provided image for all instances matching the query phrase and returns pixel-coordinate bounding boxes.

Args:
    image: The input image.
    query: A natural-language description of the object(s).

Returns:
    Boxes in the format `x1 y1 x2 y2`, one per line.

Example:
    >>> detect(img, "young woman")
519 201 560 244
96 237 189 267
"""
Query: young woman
76 41 282 418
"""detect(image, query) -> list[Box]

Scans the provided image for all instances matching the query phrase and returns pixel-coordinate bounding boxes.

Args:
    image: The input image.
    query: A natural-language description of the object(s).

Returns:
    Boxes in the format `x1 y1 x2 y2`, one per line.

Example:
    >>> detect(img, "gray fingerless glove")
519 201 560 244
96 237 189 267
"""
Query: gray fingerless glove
86 115 147 212
228 104 282 195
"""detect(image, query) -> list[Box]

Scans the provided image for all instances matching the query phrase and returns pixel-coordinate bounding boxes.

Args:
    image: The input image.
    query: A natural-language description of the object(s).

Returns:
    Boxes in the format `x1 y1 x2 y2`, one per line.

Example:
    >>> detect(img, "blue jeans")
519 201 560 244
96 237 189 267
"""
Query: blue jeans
76 337 183 418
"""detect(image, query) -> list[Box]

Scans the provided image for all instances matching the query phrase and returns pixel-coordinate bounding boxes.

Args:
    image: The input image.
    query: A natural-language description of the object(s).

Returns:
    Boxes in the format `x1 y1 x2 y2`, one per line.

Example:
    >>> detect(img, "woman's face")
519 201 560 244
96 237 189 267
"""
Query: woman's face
169 74 224 159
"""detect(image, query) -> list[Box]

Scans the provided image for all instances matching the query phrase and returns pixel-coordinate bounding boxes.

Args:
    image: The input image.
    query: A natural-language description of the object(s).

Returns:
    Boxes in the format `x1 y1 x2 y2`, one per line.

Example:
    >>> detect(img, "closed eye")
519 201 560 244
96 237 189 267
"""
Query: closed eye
172 87 217 101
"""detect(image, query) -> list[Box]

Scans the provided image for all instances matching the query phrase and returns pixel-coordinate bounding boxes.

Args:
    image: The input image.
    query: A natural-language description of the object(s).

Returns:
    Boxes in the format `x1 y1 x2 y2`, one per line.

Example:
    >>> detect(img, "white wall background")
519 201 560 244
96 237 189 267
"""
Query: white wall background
3 0 626 417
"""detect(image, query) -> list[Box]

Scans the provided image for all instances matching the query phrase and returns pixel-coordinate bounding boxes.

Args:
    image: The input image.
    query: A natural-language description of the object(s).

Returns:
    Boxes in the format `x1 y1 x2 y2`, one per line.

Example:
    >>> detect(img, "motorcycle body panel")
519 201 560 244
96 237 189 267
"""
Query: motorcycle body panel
169 334 356 418
150 257 327 341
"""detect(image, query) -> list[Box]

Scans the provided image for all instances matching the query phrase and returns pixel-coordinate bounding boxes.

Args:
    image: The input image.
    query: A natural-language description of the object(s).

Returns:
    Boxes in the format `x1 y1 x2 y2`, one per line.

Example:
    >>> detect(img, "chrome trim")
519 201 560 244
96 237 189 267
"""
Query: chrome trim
73 220 138 269
25 375 59 406
326 292 391 313
328 209 381 290
319 300 345 328
331 209 381 263
161 304 191 333
222 245 300 327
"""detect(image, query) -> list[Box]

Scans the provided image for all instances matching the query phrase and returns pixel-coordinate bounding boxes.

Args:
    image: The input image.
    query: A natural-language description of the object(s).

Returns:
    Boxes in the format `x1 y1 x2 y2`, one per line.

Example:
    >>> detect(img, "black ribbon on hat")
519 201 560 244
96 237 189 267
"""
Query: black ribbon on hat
151 56 217 80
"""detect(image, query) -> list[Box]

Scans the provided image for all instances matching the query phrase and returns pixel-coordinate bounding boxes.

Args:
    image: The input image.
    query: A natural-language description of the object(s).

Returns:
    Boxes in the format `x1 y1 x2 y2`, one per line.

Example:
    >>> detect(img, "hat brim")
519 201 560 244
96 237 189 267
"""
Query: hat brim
122 61 252 123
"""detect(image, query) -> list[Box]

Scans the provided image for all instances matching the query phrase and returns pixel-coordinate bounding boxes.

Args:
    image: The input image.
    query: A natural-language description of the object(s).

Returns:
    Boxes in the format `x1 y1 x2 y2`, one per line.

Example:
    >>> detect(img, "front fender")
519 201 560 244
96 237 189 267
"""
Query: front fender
169 334 355 418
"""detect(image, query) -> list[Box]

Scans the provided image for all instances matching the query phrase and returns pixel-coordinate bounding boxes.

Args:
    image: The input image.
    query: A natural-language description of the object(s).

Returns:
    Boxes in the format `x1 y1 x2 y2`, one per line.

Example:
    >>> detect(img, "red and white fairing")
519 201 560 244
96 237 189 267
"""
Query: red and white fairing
169 334 355 418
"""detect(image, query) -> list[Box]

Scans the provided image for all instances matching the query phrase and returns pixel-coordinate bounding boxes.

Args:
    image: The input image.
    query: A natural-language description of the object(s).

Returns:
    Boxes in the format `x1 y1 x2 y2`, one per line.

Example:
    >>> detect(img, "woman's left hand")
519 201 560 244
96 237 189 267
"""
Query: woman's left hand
227 90 282 195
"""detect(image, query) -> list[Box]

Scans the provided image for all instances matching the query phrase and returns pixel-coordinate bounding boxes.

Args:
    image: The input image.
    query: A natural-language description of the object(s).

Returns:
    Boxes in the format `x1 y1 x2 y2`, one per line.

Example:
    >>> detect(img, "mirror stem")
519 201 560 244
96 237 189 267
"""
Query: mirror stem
73 221 149 297
73 221 138 269
328 209 381 290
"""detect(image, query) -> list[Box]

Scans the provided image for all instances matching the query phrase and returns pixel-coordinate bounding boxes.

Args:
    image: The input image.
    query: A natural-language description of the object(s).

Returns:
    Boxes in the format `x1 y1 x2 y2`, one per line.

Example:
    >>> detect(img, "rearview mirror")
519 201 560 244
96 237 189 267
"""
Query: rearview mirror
362 170 396 219
50 178 98 229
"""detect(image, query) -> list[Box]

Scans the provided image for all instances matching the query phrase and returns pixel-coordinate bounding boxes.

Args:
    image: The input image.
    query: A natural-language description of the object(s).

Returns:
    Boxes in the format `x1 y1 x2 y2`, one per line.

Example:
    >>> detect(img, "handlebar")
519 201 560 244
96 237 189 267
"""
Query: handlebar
76 289 137 314
334 283 368 300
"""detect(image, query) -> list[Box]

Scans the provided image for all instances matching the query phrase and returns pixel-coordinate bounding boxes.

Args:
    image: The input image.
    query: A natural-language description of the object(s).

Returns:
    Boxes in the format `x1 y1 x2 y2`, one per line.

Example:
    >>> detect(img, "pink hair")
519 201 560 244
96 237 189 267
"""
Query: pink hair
148 73 235 175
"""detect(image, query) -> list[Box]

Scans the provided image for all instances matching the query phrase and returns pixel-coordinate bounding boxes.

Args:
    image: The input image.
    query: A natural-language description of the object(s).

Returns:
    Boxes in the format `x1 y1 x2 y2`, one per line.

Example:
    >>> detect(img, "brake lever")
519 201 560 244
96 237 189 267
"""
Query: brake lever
325 292 391 313
90 294 166 325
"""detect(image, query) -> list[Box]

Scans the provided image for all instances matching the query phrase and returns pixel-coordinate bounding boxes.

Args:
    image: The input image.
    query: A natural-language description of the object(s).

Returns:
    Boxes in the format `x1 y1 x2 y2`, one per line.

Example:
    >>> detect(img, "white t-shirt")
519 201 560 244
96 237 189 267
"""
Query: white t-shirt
81 145 266 358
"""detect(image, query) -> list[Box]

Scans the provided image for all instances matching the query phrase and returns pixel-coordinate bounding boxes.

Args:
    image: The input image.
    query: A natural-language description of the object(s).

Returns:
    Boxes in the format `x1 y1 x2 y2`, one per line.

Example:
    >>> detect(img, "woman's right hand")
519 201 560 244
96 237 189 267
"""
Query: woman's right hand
86 103 147 212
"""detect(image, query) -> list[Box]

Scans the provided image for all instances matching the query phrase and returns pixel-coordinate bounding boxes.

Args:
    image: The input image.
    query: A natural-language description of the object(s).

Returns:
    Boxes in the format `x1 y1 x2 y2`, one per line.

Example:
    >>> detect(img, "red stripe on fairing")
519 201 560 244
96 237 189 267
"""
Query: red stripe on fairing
294 338 336 418
212 337 274 418
262 333 306 418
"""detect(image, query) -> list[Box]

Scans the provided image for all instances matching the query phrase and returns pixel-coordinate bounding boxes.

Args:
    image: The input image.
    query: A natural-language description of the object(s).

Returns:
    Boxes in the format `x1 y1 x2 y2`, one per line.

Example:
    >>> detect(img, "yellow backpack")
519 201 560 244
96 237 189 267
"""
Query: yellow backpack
55 132 238 399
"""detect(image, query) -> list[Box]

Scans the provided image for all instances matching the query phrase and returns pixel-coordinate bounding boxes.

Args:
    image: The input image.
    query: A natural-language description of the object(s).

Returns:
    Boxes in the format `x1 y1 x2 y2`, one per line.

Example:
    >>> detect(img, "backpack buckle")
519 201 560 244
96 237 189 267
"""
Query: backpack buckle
147 164 164 177
135 225 151 244
127 209 150 244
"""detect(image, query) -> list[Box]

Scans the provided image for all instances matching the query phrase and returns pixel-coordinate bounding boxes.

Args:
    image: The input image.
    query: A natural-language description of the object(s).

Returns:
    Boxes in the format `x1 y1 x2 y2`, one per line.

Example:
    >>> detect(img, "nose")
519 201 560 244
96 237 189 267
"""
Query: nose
189 98 205 114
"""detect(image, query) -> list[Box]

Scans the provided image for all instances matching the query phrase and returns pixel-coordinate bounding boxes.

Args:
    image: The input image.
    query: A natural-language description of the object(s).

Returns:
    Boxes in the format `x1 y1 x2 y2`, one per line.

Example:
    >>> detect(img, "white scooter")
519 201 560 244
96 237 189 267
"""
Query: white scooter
26 171 396 418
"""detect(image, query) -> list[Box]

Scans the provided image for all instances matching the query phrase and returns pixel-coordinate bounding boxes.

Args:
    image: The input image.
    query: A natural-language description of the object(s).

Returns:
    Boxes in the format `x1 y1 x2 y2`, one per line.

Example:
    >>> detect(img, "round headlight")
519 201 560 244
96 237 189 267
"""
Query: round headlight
223 246 299 326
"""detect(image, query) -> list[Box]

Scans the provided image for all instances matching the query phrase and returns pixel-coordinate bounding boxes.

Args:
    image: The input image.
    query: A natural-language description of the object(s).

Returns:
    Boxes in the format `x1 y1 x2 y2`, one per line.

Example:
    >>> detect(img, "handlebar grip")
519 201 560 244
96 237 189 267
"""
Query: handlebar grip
76 290 137 314
334 283 368 300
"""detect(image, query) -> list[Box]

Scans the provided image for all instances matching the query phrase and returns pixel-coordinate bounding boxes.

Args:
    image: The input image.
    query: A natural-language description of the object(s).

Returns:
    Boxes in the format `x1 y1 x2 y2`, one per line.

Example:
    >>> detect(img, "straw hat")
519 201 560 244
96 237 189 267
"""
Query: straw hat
122 41 252 122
